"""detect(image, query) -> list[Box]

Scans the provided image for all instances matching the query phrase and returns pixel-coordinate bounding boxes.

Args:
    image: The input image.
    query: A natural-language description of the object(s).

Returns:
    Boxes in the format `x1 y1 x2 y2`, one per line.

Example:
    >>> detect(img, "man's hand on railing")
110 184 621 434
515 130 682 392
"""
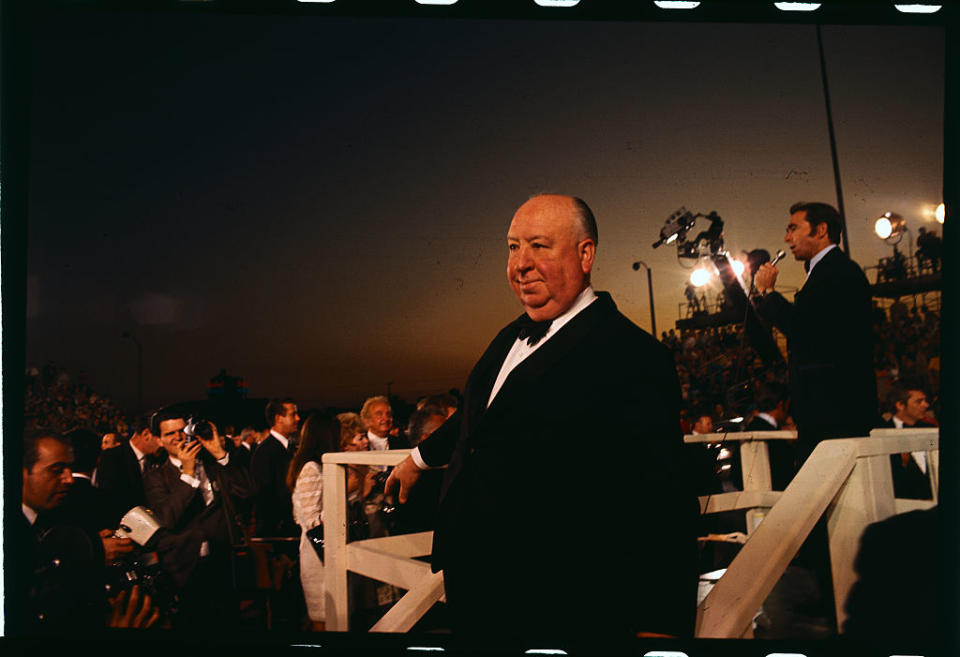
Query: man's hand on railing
384 455 422 504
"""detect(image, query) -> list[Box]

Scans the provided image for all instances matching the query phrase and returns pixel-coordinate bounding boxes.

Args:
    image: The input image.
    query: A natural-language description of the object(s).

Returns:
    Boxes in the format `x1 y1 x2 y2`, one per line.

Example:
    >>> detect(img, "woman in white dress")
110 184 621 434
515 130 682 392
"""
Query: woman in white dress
287 411 341 631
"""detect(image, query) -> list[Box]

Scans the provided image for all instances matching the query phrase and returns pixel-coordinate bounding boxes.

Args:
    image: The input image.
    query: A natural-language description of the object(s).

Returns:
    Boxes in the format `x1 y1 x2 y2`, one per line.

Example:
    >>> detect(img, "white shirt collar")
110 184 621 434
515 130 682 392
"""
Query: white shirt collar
130 442 146 462
536 285 597 341
23 504 38 526
807 244 837 277
168 455 183 469
367 431 389 451
270 429 290 450
893 415 905 429
487 286 598 408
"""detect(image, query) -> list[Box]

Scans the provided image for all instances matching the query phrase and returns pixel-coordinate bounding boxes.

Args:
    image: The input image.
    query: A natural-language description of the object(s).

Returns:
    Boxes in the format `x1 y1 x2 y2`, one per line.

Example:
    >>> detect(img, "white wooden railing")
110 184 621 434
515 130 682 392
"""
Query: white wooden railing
322 428 939 636
693 427 938 638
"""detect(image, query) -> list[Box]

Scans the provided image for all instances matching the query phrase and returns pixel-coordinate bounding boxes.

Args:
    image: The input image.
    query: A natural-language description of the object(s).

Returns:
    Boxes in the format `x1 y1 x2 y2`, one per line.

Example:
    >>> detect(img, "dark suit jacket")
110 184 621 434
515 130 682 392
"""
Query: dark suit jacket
756 247 877 459
416 292 699 639
250 434 297 538
95 442 148 526
143 452 252 586
44 476 115 536
876 418 934 499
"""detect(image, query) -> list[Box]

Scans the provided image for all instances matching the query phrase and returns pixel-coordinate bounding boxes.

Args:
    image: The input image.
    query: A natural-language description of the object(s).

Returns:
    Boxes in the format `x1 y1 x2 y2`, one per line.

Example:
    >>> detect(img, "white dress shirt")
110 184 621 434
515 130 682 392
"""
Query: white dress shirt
270 429 290 450
806 244 837 279
892 416 928 474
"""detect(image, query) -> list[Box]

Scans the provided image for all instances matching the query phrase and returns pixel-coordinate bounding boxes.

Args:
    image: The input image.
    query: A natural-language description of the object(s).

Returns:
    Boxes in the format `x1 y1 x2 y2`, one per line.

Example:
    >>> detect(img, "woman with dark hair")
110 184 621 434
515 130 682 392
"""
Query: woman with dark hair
287 411 339 631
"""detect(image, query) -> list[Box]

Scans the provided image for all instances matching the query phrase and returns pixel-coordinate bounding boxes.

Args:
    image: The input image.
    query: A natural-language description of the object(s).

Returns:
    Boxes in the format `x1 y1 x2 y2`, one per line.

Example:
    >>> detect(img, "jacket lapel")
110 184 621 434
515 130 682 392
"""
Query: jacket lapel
484 293 610 420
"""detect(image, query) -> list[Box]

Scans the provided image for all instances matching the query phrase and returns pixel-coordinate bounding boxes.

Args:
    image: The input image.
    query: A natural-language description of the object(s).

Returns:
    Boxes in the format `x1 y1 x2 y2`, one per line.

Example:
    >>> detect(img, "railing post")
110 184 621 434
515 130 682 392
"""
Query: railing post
740 438 773 534
323 460 350 630
826 453 895 633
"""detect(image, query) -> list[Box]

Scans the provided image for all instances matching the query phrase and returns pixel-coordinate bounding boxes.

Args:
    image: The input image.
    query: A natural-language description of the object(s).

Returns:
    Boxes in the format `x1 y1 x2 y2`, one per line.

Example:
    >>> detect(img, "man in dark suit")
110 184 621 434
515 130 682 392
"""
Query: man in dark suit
878 385 935 499
753 202 877 464
144 408 252 627
387 194 698 643
95 413 163 526
250 398 300 538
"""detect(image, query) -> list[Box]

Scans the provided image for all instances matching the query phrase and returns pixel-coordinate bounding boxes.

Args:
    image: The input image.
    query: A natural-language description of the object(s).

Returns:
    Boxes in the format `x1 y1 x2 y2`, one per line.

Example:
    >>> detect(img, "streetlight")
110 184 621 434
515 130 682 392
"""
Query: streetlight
631 261 657 337
122 330 143 413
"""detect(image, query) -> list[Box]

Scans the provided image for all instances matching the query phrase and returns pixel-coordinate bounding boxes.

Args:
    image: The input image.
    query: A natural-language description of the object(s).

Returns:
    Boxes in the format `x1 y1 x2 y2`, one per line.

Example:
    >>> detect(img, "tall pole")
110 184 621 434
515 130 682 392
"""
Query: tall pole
633 261 657 337
816 23 851 256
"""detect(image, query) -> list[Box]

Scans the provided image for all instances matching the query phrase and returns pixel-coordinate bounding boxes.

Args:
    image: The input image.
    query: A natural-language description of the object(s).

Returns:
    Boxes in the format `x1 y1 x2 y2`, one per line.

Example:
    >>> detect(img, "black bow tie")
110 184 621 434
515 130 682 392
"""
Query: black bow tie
516 314 553 346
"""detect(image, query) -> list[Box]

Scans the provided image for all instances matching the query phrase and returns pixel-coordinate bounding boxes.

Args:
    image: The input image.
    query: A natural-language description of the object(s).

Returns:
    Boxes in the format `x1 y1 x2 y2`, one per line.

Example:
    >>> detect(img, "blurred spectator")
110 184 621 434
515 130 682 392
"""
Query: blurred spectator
101 432 121 450
96 413 164 526
287 411 341 631
879 385 935 500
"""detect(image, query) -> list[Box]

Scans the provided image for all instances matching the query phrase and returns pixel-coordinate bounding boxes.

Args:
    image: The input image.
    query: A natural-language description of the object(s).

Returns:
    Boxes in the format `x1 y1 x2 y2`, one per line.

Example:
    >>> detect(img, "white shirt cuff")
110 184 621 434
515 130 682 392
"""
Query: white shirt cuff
217 453 229 466
180 473 201 488
410 446 430 470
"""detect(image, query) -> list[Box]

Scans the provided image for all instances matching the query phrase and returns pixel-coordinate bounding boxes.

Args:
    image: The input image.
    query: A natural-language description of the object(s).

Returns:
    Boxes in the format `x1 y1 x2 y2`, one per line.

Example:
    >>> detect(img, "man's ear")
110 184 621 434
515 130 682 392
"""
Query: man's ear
814 221 830 240
579 239 596 274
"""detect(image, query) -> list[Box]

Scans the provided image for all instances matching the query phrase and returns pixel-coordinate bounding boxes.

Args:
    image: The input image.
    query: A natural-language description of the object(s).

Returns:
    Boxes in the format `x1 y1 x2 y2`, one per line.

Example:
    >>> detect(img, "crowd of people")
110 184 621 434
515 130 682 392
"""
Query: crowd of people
15 194 941 645
14 391 462 636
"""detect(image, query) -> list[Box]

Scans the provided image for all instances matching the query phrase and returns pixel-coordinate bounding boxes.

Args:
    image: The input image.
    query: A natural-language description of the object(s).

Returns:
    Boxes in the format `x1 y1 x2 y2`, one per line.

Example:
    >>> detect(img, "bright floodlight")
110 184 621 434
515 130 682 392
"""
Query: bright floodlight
936 203 945 224
731 260 745 276
690 267 712 287
874 216 893 239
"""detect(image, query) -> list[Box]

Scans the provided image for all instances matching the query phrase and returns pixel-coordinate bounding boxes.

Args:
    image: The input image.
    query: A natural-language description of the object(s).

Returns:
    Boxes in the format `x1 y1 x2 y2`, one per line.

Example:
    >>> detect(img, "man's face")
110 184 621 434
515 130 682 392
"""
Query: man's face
101 433 120 450
23 437 73 512
158 418 187 456
898 390 930 424
136 428 163 455
507 195 595 322
694 416 714 435
784 211 827 262
275 403 301 437
364 401 393 438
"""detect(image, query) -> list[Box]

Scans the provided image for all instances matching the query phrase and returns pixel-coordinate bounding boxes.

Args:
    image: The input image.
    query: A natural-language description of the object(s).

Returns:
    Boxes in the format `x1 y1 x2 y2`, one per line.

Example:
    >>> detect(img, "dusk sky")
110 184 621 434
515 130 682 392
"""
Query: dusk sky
24 9 944 413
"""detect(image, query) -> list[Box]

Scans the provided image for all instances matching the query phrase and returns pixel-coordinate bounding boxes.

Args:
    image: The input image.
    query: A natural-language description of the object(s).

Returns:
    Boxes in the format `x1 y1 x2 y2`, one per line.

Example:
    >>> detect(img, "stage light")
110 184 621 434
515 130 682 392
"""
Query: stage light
690 267 712 287
731 260 745 277
936 203 945 224
874 216 893 240
874 212 905 241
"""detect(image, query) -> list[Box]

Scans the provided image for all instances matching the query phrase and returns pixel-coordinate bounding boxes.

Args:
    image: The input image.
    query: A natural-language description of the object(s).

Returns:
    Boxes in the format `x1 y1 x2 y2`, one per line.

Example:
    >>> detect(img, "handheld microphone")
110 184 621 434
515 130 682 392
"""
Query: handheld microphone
770 249 786 267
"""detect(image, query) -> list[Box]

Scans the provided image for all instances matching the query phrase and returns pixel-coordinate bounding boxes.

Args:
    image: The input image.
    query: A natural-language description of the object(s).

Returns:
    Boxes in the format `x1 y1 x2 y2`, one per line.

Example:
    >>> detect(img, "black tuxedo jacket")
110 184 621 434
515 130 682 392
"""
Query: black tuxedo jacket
44 476 115 536
416 292 698 639
143 453 252 586
876 418 934 499
95 442 148 526
757 247 877 457
250 434 297 538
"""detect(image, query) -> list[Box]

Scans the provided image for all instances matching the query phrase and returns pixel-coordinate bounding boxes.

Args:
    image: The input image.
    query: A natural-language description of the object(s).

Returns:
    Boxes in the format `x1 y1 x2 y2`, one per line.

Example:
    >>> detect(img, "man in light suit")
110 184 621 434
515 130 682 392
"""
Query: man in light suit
388 194 698 643
753 202 878 464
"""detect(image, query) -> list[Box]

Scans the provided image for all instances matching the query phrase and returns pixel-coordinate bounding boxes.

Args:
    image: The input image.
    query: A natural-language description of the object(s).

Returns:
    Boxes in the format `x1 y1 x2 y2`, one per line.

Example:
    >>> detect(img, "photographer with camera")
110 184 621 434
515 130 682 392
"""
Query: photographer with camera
144 407 253 629
12 428 160 634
